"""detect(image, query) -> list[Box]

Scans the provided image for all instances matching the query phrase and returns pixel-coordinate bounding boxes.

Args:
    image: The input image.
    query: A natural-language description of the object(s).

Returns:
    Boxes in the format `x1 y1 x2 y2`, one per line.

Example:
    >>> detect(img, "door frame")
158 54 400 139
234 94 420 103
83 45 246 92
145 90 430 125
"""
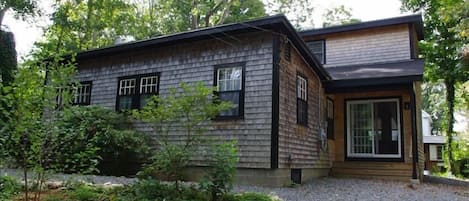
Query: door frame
344 96 405 162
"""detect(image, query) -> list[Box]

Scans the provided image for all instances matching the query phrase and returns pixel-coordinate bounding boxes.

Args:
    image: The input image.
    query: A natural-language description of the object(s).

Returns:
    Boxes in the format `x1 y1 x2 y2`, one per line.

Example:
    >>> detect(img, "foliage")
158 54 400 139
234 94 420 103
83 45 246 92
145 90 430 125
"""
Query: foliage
112 179 207 201
53 105 151 176
322 5 361 27
132 0 266 37
135 82 232 192
401 0 469 174
0 176 22 200
0 55 77 201
224 192 282 201
0 0 38 28
68 184 108 201
200 141 239 201
264 0 315 28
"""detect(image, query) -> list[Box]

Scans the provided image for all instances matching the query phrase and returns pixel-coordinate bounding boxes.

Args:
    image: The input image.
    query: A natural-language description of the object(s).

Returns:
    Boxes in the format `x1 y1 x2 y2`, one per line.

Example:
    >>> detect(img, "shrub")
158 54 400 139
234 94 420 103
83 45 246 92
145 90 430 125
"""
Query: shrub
200 141 239 201
52 106 151 176
228 192 282 201
0 176 21 200
69 184 108 201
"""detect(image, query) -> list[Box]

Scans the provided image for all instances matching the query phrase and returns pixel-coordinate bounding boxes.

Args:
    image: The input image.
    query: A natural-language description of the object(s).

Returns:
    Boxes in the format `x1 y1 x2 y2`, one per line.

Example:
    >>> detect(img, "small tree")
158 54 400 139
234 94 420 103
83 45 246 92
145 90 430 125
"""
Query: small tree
0 56 76 201
134 82 231 193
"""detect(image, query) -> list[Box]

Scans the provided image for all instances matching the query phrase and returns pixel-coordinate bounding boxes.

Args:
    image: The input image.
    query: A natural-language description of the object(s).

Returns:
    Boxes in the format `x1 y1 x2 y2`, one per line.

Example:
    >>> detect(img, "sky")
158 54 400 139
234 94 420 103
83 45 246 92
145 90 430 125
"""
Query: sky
2 0 410 59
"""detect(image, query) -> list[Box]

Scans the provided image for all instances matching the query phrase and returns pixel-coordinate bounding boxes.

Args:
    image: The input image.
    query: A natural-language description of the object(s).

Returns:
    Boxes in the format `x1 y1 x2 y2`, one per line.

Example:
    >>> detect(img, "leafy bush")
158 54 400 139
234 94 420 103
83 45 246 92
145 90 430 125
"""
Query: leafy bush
0 176 21 200
113 179 208 201
51 106 151 175
200 141 239 201
224 192 282 201
69 184 106 201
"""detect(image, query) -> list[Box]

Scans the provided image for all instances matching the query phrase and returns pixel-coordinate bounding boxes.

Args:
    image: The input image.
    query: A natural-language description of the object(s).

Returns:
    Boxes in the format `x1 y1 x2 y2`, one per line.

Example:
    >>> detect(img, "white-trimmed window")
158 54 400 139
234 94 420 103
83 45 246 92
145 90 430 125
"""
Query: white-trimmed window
430 144 444 161
346 98 401 158
215 64 244 118
73 82 92 105
117 73 159 110
297 75 308 125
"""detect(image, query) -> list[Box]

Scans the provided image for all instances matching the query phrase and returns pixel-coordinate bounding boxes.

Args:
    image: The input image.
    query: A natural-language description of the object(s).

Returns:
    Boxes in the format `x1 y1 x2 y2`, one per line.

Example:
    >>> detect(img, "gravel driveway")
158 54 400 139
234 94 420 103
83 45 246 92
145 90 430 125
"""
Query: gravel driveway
234 177 469 201
3 168 468 201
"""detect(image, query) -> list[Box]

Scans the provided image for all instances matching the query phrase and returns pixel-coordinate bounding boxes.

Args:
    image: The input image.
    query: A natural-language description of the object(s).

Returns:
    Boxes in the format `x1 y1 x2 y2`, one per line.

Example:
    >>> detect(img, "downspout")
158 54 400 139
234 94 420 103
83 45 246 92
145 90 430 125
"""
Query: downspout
410 83 418 180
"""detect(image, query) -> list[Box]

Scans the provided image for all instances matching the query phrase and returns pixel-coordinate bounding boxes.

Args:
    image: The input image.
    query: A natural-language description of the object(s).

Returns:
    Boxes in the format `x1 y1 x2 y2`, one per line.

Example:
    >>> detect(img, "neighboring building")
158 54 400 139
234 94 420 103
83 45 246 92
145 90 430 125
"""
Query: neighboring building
71 14 425 186
422 110 445 172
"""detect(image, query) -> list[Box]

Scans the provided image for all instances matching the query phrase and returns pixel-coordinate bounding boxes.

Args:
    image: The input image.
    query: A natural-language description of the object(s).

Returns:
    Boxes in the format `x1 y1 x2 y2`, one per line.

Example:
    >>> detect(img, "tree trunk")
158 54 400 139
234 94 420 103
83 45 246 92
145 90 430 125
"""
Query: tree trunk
191 0 198 29
444 80 456 174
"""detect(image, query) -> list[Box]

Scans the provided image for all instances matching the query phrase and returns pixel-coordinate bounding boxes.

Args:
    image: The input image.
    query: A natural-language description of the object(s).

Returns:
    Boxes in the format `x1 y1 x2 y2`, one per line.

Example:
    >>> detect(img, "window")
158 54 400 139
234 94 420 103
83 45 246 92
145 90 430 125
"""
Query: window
215 64 244 118
117 73 159 111
347 99 401 158
430 144 444 161
297 75 308 125
73 82 92 105
306 40 325 64
326 98 334 139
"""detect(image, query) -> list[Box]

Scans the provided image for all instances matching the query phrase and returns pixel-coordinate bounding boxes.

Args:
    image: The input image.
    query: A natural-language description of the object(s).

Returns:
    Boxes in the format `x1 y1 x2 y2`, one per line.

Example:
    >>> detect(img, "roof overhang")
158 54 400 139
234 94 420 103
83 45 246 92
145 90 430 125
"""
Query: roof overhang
324 59 424 93
75 15 331 81
299 14 424 40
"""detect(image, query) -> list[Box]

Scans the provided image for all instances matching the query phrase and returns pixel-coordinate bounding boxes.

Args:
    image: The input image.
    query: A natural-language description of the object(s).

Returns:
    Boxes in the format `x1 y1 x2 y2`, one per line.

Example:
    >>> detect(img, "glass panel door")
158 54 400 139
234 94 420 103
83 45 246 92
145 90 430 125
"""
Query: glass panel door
349 103 373 155
347 99 401 158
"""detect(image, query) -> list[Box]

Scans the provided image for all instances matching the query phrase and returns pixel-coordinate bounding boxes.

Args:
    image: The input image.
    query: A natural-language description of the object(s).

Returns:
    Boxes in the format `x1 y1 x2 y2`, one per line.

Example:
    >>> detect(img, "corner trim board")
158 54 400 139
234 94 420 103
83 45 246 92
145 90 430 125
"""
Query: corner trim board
271 34 280 169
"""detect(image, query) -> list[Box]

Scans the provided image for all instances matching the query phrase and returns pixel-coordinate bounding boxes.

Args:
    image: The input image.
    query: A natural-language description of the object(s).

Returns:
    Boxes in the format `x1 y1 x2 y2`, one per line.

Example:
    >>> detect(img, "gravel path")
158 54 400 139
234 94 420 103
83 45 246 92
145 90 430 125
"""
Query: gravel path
234 177 469 201
2 168 468 201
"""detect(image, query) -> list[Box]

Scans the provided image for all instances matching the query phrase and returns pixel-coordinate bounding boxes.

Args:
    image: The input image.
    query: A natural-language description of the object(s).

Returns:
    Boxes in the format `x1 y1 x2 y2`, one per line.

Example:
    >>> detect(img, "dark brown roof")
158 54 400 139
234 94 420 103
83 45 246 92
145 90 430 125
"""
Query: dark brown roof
326 59 424 80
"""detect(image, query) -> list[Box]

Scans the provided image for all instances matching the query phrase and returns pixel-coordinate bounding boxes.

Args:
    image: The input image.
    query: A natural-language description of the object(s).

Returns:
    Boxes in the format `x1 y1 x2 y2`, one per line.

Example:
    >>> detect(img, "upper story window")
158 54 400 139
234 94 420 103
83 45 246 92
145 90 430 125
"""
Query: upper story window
73 81 92 105
306 40 325 64
117 73 159 111
297 75 308 125
215 64 244 119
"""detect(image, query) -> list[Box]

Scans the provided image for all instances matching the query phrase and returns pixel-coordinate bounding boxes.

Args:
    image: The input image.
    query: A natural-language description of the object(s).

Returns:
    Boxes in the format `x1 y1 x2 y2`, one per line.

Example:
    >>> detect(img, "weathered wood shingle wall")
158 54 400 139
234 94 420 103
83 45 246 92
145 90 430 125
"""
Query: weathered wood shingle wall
75 32 274 169
277 36 331 169
304 24 411 67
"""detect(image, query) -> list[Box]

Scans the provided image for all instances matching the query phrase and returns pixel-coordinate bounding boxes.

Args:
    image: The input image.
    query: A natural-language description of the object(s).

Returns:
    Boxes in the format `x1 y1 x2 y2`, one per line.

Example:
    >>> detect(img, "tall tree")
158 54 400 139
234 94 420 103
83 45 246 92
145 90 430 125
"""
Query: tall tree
322 5 361 27
0 0 37 28
264 0 315 28
402 0 469 174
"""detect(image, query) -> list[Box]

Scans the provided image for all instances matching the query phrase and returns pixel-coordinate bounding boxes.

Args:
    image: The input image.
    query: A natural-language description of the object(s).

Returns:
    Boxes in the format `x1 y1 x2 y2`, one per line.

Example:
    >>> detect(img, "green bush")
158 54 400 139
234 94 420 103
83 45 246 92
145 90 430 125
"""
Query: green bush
0 176 21 200
228 192 282 201
51 106 151 175
200 141 238 201
69 184 108 201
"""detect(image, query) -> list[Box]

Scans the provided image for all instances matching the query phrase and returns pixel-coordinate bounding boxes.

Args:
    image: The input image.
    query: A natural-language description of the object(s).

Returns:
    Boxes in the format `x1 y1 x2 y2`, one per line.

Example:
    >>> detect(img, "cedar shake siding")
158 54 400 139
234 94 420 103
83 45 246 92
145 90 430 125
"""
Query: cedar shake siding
75 32 274 169
320 25 411 67
277 37 331 169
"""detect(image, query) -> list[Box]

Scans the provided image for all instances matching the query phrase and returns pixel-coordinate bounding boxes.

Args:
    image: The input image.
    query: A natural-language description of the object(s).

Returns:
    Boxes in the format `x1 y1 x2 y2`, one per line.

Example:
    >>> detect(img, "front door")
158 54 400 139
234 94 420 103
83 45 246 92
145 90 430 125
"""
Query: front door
346 98 401 158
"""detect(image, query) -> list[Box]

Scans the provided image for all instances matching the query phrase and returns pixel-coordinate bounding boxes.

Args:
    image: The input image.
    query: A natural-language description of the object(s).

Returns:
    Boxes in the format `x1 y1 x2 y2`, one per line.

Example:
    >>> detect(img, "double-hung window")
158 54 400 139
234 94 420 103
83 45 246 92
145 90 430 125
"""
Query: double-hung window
215 64 244 118
297 75 308 125
73 81 92 105
117 73 159 111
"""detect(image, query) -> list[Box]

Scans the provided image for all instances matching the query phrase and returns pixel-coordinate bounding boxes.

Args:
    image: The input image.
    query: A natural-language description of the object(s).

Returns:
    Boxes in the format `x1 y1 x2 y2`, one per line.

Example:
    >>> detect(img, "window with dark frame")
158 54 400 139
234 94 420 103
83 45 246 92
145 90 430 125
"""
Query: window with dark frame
297 75 308 125
215 64 244 118
306 40 325 64
436 145 443 160
73 82 92 105
117 73 159 111
326 98 334 139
